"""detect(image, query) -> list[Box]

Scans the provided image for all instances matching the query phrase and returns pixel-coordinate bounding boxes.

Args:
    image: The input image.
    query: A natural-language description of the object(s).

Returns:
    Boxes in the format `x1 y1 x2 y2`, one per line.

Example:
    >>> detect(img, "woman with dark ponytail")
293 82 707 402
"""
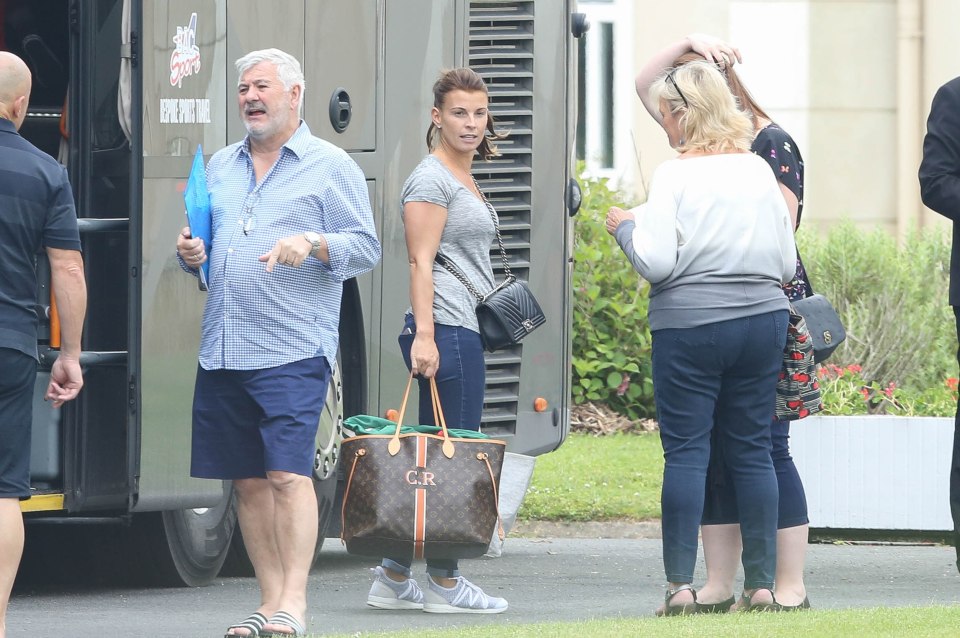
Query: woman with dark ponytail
364 67 509 615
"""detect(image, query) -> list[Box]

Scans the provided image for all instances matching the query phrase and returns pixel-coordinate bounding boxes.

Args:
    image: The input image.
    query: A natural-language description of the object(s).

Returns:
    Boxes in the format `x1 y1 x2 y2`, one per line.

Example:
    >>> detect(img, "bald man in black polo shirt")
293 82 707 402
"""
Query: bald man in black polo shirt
0 51 86 638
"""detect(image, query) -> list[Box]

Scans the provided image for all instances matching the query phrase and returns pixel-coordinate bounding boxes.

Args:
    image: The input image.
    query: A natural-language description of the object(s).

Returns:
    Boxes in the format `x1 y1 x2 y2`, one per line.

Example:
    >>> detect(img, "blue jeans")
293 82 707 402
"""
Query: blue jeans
384 315 485 578
702 417 810 529
653 310 787 590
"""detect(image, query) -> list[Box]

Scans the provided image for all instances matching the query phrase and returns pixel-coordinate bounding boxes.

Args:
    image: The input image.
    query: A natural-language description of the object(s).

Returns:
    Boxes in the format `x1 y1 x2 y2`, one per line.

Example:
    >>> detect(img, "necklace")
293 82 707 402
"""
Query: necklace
433 151 480 197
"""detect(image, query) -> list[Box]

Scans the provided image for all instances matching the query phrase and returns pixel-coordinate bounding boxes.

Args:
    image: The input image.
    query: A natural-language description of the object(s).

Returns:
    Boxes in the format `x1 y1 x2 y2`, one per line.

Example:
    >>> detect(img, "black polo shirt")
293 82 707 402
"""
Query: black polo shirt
0 117 81 360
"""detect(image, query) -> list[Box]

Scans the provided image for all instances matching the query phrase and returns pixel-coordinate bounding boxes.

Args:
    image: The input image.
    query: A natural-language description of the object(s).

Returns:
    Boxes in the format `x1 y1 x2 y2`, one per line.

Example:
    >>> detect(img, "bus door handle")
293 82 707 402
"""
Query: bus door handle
37 347 127 371
567 178 582 217
329 88 352 133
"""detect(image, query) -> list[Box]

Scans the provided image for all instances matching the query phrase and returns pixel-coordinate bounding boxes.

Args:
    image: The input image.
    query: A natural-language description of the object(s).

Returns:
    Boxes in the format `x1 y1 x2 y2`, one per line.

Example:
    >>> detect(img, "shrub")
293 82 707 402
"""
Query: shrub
571 172 654 419
571 169 960 419
796 222 955 391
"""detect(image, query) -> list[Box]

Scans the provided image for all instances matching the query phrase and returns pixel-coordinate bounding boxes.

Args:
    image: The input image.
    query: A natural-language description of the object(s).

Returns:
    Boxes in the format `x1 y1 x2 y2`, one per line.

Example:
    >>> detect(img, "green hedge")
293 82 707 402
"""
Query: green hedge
796 221 954 390
572 174 651 420
572 172 957 418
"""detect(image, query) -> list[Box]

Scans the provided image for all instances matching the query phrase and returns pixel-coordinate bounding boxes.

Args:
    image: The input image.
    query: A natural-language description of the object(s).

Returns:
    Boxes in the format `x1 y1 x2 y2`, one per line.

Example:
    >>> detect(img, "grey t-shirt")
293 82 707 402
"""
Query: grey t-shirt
401 154 496 333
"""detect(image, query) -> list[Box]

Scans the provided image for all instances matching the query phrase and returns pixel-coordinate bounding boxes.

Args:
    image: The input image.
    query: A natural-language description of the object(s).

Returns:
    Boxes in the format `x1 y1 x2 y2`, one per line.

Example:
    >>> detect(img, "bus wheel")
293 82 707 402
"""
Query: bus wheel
312 357 343 563
127 481 237 587
219 359 343 576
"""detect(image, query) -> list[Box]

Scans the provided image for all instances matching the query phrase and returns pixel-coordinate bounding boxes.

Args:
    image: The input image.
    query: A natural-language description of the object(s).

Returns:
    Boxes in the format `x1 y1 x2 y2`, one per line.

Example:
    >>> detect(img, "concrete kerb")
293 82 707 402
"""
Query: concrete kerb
512 520 663 539
510 521 954 548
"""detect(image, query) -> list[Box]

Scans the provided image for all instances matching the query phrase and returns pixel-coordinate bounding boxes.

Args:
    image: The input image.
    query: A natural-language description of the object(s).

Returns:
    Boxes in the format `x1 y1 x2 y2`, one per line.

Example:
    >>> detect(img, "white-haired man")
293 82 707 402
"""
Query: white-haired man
176 48 380 637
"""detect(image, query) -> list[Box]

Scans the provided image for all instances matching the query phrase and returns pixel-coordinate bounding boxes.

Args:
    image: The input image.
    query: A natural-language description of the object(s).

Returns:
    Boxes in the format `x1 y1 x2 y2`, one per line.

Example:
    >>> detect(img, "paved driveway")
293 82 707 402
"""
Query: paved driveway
9 533 958 637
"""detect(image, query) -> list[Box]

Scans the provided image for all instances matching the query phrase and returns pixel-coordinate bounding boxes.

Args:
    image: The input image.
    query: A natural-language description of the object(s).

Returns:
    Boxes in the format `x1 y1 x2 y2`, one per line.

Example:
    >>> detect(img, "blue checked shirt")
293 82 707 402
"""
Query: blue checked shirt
185 122 380 371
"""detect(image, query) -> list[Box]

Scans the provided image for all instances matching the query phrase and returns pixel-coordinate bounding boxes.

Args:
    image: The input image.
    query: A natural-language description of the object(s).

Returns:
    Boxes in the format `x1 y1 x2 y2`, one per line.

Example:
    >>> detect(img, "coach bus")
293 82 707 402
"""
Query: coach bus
6 0 583 586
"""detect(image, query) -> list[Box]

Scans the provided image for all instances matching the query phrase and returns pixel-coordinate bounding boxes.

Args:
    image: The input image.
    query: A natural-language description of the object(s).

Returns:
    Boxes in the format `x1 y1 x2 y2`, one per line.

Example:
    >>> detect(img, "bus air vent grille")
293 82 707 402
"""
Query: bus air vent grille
469 0 535 436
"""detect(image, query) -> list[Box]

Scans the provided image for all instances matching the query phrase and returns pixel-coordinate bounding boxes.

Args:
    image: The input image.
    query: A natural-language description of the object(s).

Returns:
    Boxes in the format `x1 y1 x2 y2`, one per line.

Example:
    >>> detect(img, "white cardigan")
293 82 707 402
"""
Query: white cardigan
614 153 796 331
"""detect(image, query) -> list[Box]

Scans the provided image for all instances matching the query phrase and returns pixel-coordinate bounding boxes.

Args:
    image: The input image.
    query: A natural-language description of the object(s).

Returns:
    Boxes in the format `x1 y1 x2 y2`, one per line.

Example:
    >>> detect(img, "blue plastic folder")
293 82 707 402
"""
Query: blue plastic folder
184 145 211 291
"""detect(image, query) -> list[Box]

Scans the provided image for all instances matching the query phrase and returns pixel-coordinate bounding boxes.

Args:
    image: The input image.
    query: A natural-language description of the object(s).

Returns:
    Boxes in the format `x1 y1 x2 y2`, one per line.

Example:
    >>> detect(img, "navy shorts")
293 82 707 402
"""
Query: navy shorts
0 348 37 499
190 356 331 479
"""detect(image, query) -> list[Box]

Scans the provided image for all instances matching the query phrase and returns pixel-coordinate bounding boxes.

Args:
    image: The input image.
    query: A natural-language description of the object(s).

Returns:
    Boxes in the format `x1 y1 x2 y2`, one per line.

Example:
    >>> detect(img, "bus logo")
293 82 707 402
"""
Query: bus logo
170 12 201 88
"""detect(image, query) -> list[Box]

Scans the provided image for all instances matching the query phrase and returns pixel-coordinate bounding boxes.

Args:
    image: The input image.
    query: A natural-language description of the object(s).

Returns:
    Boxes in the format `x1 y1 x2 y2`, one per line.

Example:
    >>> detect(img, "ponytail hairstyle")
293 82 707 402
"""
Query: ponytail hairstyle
673 51 771 130
649 60 753 154
426 67 505 160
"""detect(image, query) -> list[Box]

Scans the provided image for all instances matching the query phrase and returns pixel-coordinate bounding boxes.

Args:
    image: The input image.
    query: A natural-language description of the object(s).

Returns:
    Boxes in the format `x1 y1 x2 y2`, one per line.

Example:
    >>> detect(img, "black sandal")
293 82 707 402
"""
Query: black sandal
740 589 777 612
656 584 698 616
774 596 811 611
696 595 735 614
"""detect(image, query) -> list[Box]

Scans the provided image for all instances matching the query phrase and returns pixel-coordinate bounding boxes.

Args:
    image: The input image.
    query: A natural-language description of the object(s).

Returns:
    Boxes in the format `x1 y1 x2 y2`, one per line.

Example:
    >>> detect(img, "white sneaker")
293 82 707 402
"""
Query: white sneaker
366 566 425 610
423 575 509 614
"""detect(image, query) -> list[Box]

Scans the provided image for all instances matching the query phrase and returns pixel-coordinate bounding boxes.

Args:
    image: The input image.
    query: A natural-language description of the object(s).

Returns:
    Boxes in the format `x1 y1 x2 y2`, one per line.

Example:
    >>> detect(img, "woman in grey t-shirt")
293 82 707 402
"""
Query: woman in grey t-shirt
364 68 508 615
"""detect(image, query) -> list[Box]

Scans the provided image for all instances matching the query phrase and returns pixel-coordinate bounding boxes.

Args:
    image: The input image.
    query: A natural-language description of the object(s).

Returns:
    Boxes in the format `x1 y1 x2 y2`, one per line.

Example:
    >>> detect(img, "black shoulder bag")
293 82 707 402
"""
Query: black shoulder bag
435 179 546 352
790 279 846 363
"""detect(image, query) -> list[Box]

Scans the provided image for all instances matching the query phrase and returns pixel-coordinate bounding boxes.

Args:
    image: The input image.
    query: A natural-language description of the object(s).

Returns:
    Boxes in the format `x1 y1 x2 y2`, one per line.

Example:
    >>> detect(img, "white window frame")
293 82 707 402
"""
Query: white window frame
577 0 636 189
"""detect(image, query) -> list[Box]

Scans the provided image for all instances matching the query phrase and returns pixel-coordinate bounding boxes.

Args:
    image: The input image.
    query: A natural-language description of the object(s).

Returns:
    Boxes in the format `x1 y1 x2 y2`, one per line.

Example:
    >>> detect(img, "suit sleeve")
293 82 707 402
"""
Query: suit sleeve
920 80 960 221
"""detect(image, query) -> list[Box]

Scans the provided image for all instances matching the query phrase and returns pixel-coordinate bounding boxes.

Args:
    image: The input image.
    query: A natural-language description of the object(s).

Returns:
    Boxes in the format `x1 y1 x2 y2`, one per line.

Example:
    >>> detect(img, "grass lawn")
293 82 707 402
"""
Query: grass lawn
327 606 960 637
518 432 664 522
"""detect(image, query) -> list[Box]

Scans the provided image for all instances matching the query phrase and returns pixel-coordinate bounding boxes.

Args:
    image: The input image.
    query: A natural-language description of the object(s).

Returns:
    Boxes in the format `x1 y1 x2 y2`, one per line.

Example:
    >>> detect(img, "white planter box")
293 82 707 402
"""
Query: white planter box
789 415 954 531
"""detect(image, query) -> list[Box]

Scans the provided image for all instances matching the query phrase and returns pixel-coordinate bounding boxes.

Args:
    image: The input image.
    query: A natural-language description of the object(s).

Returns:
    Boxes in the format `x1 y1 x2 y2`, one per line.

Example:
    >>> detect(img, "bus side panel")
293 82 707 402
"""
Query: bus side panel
455 1 573 455
508 0 573 455
303 0 378 152
375 0 459 416
134 0 227 511
301 0 382 415
224 0 304 148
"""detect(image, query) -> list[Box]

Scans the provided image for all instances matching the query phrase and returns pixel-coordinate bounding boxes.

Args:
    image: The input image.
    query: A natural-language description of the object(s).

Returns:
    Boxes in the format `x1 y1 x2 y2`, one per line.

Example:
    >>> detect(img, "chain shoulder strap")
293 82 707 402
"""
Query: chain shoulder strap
435 252 484 301
472 176 512 278
434 176 512 301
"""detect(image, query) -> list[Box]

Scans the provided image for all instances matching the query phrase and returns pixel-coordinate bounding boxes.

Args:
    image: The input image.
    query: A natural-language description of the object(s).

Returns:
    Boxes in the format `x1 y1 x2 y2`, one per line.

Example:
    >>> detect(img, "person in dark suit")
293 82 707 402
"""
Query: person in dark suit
919 74 960 573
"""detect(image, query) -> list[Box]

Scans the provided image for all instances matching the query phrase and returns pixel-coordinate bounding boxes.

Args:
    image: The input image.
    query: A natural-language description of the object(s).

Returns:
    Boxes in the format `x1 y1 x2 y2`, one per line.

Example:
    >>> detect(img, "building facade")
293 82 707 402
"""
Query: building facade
578 0 960 235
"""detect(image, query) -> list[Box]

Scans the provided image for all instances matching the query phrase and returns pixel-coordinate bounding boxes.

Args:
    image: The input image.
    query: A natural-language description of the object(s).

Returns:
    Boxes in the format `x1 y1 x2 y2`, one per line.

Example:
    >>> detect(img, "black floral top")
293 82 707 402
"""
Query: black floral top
751 123 810 301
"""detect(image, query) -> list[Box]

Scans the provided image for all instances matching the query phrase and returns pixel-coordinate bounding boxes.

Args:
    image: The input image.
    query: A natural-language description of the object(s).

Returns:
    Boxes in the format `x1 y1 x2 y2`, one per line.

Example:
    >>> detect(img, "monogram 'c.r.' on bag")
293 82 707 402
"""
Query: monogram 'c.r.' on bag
435 177 545 352
775 307 823 421
339 374 506 560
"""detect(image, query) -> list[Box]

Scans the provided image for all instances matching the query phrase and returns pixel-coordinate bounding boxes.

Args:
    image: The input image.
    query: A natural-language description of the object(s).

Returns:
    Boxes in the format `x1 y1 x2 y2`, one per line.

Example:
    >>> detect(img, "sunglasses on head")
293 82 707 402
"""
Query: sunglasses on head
665 69 688 109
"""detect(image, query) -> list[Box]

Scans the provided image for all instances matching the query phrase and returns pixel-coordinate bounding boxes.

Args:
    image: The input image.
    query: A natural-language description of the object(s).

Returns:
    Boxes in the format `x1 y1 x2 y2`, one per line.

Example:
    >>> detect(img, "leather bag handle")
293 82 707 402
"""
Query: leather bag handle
429 376 455 458
389 373 455 458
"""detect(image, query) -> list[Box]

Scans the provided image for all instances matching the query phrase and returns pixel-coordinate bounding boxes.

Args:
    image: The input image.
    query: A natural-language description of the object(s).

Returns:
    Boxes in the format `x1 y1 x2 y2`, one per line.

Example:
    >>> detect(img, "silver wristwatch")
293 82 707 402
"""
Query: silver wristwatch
304 231 323 257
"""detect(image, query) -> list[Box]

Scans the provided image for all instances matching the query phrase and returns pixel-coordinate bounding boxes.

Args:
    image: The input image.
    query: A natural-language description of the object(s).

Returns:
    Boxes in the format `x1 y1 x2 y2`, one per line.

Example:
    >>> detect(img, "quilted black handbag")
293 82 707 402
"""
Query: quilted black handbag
435 178 545 352
775 307 823 421
791 293 845 363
